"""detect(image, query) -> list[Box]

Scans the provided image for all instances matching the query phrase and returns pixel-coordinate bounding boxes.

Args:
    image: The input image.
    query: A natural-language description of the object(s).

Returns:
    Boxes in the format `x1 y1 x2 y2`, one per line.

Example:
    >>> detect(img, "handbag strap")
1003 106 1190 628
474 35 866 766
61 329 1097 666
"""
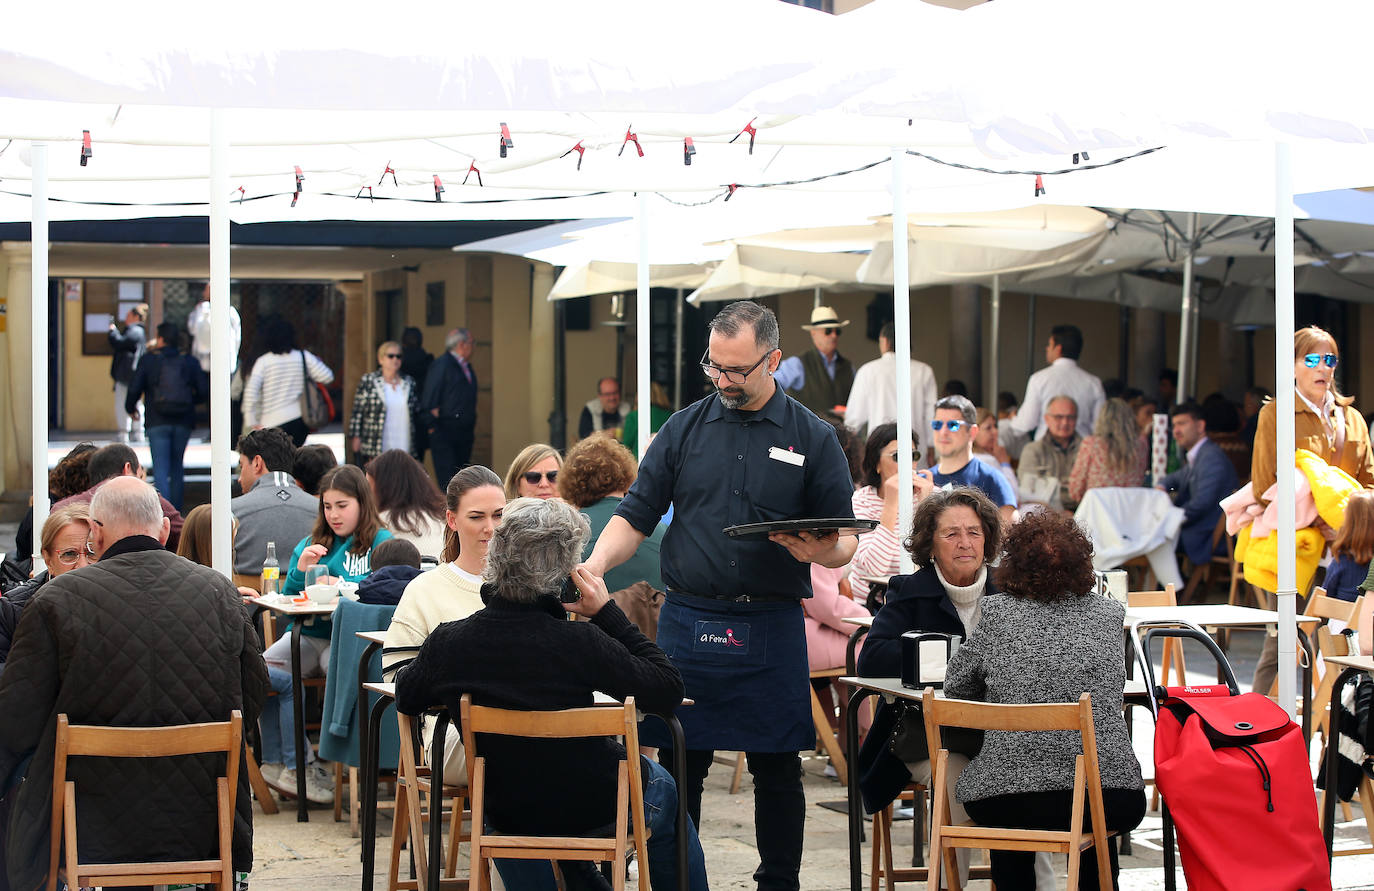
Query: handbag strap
299 349 309 392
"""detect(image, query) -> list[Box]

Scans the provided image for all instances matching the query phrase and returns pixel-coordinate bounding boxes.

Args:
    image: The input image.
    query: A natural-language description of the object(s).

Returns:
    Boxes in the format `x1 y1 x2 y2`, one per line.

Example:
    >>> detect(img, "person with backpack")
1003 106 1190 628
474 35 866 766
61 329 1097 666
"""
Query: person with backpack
126 321 205 511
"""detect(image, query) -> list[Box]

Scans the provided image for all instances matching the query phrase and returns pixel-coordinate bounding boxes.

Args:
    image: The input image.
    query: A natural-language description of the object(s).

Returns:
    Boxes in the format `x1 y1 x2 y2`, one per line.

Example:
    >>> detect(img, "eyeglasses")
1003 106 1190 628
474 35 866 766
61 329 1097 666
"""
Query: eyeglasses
598 392 620 399
930 420 967 432
54 543 97 566
699 348 773 385
1046 413 1078 422
384 353 402 360
522 470 558 485
821 327 841 337
1302 352 1338 369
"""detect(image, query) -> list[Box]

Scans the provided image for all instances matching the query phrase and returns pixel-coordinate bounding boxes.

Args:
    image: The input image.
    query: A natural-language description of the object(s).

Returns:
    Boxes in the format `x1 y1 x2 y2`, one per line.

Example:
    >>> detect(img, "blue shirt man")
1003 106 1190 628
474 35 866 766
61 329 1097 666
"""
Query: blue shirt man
929 394 1018 525
584 300 856 891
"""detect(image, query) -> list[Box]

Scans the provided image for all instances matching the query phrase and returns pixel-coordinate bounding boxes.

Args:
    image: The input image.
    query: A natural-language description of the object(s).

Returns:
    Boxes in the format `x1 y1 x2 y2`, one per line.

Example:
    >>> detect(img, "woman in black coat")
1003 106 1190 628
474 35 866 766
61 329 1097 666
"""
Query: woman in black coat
0 504 95 678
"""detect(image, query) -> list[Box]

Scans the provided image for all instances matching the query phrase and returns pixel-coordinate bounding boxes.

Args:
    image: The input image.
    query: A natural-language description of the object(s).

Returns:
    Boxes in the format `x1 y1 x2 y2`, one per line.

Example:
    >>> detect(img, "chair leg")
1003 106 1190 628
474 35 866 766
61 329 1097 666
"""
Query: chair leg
869 806 885 891
810 682 848 784
334 760 344 823
350 766 362 837
730 752 746 795
446 791 464 878
926 752 949 891
244 754 279 816
388 788 409 891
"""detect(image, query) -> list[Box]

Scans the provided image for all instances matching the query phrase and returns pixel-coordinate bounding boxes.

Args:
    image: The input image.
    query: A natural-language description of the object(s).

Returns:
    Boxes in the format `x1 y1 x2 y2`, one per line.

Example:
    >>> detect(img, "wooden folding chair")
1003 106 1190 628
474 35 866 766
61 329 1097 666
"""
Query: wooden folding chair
810 667 849 784
47 711 242 891
387 712 469 891
1180 515 1237 605
921 689 1113 891
461 694 651 891
1127 585 1187 687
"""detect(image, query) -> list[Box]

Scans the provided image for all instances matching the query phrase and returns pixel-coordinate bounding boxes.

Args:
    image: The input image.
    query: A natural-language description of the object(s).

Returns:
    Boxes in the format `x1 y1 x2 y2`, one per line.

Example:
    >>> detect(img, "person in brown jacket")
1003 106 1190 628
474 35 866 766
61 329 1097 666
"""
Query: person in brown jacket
1250 325 1374 693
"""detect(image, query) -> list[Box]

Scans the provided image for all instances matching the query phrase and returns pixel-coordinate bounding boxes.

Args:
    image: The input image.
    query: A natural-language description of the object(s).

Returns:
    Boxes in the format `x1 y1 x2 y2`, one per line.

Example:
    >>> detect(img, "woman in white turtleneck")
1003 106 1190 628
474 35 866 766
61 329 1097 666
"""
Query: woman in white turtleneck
854 488 1058 890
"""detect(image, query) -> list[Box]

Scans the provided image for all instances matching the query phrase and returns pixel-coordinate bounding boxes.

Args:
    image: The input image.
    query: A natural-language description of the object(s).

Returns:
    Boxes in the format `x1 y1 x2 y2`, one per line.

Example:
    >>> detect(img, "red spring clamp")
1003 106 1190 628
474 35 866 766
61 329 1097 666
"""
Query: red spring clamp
730 118 757 155
379 162 398 187
561 141 586 170
499 123 514 158
80 130 92 166
356 185 374 202
434 175 445 201
619 126 643 158
683 137 697 166
1033 175 1045 197
725 183 739 202
463 160 483 187
234 186 246 204
291 166 303 207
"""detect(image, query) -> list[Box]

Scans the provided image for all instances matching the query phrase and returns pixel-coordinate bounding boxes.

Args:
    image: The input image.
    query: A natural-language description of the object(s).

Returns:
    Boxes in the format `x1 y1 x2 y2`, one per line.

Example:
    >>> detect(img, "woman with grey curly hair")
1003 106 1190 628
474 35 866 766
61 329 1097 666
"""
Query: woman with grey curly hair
396 494 709 891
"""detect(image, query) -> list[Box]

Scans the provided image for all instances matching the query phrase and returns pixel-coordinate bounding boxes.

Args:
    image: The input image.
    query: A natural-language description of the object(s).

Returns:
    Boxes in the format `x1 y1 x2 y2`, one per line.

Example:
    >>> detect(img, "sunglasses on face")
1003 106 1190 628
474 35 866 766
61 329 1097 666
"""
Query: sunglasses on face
385 353 402 360
1302 352 1338 369
930 420 967 432
522 470 558 485
55 543 97 566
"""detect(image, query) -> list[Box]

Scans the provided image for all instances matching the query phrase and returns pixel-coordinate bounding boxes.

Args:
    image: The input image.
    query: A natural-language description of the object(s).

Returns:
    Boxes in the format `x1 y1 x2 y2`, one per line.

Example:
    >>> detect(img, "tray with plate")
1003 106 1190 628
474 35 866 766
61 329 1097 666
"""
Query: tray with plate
722 518 878 541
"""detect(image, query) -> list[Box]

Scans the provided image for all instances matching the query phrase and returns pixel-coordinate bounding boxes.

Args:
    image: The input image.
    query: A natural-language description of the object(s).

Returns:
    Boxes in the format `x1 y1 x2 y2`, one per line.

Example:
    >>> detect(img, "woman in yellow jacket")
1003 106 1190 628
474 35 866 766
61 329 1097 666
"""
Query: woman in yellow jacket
1251 325 1374 693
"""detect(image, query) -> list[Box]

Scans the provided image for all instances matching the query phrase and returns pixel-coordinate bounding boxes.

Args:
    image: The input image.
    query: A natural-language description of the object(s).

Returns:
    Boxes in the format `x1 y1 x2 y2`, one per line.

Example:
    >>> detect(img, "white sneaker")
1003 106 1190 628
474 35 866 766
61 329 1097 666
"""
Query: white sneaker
823 762 839 779
303 763 336 806
259 761 284 787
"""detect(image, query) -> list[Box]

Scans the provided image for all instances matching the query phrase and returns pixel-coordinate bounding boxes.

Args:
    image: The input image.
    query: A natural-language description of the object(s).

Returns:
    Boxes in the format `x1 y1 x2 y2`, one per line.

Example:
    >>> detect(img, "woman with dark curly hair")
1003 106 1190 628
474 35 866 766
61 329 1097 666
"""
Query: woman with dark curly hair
943 509 1145 891
855 486 1002 887
559 435 666 593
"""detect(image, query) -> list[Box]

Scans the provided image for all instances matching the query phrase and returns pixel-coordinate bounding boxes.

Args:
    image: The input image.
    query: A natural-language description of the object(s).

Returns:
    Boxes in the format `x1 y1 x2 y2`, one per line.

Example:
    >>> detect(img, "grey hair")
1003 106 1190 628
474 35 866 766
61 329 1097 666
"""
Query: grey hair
90 478 164 538
707 301 779 352
445 328 472 351
483 497 590 602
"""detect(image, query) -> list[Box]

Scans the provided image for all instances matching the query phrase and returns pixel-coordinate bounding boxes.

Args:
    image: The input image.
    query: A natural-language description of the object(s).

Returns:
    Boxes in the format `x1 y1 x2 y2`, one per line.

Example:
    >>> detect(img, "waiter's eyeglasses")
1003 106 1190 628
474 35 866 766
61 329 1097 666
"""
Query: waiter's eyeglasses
700 349 772 385
521 470 558 485
930 419 967 432
55 543 97 566
1303 352 1338 369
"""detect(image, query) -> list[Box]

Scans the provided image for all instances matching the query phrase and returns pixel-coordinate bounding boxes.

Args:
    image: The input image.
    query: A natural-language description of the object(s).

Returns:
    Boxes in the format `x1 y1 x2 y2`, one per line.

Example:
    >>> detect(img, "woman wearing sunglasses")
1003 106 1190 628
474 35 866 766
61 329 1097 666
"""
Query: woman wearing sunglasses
347 340 420 467
0 503 95 678
1250 325 1374 694
504 442 564 501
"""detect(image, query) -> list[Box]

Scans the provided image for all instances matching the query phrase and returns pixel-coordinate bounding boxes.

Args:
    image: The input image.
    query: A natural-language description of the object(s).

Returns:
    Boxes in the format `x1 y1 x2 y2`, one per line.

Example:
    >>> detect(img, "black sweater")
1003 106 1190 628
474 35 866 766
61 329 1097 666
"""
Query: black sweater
394 594 683 834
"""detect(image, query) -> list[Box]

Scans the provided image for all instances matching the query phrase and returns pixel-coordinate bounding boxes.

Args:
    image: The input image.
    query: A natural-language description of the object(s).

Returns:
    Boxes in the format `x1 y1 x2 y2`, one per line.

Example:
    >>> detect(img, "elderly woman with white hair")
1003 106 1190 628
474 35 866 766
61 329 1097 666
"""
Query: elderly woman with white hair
395 497 708 891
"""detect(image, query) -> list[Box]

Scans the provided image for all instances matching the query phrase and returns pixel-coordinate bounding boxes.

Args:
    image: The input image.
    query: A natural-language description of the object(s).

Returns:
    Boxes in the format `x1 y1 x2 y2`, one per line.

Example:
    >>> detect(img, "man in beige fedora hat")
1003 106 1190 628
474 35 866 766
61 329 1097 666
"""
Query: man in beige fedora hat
774 305 855 419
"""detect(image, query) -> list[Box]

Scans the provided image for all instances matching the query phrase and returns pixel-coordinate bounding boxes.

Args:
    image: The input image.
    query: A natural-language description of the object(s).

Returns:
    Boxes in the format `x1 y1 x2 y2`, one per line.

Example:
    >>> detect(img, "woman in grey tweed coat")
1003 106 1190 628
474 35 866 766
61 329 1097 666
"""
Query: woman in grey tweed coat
943 509 1146 891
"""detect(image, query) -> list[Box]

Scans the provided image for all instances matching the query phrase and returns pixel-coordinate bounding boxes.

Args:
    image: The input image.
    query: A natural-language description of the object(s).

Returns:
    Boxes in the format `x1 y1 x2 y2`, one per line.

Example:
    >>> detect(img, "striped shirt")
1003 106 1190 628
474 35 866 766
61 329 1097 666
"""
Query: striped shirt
848 485 903 604
242 349 334 429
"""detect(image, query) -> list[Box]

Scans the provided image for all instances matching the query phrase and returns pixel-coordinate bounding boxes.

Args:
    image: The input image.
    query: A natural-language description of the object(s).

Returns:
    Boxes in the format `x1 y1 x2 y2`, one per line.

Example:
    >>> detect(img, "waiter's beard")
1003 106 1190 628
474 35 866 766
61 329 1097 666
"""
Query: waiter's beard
718 387 748 409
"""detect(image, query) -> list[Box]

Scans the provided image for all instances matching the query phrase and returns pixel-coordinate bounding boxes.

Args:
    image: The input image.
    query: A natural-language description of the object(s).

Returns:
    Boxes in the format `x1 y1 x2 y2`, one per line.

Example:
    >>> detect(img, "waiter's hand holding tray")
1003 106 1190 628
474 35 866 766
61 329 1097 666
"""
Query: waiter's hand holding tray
722 518 878 541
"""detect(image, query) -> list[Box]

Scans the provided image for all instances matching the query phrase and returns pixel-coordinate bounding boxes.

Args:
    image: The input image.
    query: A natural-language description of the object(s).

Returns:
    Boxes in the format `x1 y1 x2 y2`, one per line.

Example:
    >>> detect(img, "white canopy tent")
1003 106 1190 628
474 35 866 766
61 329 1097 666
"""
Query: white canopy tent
6 0 1374 745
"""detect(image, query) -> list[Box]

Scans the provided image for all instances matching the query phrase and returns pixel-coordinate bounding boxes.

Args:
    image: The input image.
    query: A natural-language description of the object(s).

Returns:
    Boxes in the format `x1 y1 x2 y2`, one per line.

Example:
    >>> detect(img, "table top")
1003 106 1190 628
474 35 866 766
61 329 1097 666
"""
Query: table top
842 675 1148 700
360 682 692 710
364 681 396 698
356 630 388 646
1323 654 1374 673
1124 603 1322 629
250 594 338 616
841 615 874 628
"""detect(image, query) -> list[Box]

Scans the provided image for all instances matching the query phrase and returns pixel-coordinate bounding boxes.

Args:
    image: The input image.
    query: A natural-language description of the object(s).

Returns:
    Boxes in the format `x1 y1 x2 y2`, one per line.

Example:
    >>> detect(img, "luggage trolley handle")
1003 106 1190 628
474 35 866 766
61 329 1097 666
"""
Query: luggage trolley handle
1129 620 1241 715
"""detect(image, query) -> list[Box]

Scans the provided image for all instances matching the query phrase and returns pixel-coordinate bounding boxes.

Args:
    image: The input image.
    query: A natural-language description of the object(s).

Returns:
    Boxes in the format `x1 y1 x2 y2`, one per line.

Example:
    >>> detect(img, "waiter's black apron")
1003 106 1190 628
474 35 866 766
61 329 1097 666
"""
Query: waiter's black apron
641 590 813 753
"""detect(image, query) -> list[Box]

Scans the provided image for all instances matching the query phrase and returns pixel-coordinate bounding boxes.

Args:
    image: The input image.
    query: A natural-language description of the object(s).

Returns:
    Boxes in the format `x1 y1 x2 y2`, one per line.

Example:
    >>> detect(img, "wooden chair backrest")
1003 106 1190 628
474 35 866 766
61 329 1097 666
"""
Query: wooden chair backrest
49 712 242 891
1305 587 1359 623
1127 584 1178 609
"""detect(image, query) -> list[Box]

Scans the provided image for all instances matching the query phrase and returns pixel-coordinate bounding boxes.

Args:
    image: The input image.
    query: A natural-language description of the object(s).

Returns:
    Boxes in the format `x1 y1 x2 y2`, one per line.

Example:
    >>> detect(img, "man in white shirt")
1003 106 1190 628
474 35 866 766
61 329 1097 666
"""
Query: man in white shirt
845 321 939 463
1005 324 1104 452
187 284 244 440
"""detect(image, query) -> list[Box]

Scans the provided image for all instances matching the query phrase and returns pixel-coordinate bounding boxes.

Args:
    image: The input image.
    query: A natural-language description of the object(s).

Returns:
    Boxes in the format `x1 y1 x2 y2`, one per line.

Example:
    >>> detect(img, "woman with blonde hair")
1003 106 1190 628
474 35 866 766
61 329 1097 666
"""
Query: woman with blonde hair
348 340 419 466
0 503 95 674
1067 397 1150 504
503 443 563 501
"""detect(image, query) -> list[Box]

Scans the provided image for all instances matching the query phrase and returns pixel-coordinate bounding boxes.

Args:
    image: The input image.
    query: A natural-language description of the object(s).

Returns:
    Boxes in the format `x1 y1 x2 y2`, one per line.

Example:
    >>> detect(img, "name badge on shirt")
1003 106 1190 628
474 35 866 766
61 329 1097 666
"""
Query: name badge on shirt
768 446 805 467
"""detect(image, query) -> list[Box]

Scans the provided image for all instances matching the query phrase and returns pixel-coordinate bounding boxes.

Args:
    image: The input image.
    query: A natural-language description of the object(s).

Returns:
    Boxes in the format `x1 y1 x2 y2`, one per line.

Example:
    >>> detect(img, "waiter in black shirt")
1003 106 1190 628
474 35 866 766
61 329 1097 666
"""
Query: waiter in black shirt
584 301 857 891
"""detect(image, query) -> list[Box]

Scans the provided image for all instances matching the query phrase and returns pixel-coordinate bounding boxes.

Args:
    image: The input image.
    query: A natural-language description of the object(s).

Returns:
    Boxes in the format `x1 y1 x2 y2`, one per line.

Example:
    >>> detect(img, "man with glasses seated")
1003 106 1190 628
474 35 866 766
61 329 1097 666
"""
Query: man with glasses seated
1017 394 1084 511
773 305 855 421
930 395 1018 526
584 300 857 891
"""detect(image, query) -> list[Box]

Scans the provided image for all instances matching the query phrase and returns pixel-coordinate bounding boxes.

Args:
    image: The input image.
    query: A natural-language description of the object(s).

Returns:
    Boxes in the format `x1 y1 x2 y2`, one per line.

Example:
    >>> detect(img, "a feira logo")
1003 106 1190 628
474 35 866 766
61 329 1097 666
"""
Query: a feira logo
695 620 750 654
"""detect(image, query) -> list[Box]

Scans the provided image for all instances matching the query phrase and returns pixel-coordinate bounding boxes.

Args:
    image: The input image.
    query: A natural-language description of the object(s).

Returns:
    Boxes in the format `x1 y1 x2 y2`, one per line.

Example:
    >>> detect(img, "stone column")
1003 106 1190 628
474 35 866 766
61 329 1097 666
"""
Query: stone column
337 280 367 443
529 265 556 444
947 283 982 399
1 249 33 495
1130 307 1166 396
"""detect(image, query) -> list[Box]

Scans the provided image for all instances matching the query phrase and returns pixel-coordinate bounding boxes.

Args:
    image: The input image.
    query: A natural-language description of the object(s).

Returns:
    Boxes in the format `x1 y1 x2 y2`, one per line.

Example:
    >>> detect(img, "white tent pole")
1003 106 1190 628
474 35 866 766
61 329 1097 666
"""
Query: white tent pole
674 288 684 408
891 148 914 576
30 143 49 565
813 287 822 310
1274 142 1297 719
988 274 1001 412
209 110 232 578
636 192 651 461
1177 213 1197 401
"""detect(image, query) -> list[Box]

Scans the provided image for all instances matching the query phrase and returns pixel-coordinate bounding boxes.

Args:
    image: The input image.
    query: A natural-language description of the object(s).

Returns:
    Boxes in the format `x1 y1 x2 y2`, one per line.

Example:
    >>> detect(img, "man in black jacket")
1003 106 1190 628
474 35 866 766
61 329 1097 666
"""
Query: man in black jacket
108 302 148 443
0 477 268 891
420 327 478 488
126 322 205 511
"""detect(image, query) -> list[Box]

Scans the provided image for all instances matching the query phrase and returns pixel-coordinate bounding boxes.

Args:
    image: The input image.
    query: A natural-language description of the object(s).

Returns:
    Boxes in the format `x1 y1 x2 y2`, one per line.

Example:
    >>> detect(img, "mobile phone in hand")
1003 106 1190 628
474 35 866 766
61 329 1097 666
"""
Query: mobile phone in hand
559 575 581 603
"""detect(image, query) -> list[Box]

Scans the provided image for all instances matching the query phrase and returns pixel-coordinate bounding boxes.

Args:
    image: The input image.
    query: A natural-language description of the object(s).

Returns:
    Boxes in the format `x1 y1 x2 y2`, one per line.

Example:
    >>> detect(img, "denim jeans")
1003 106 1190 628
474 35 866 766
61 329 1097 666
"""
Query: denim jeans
492 756 709 891
146 423 191 511
258 664 299 769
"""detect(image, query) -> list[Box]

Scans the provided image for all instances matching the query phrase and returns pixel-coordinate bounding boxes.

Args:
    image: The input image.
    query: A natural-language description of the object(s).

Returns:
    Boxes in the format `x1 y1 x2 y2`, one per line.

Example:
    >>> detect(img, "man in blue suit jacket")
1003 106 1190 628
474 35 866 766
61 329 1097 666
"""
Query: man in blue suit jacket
1157 402 1238 565
421 328 479 488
